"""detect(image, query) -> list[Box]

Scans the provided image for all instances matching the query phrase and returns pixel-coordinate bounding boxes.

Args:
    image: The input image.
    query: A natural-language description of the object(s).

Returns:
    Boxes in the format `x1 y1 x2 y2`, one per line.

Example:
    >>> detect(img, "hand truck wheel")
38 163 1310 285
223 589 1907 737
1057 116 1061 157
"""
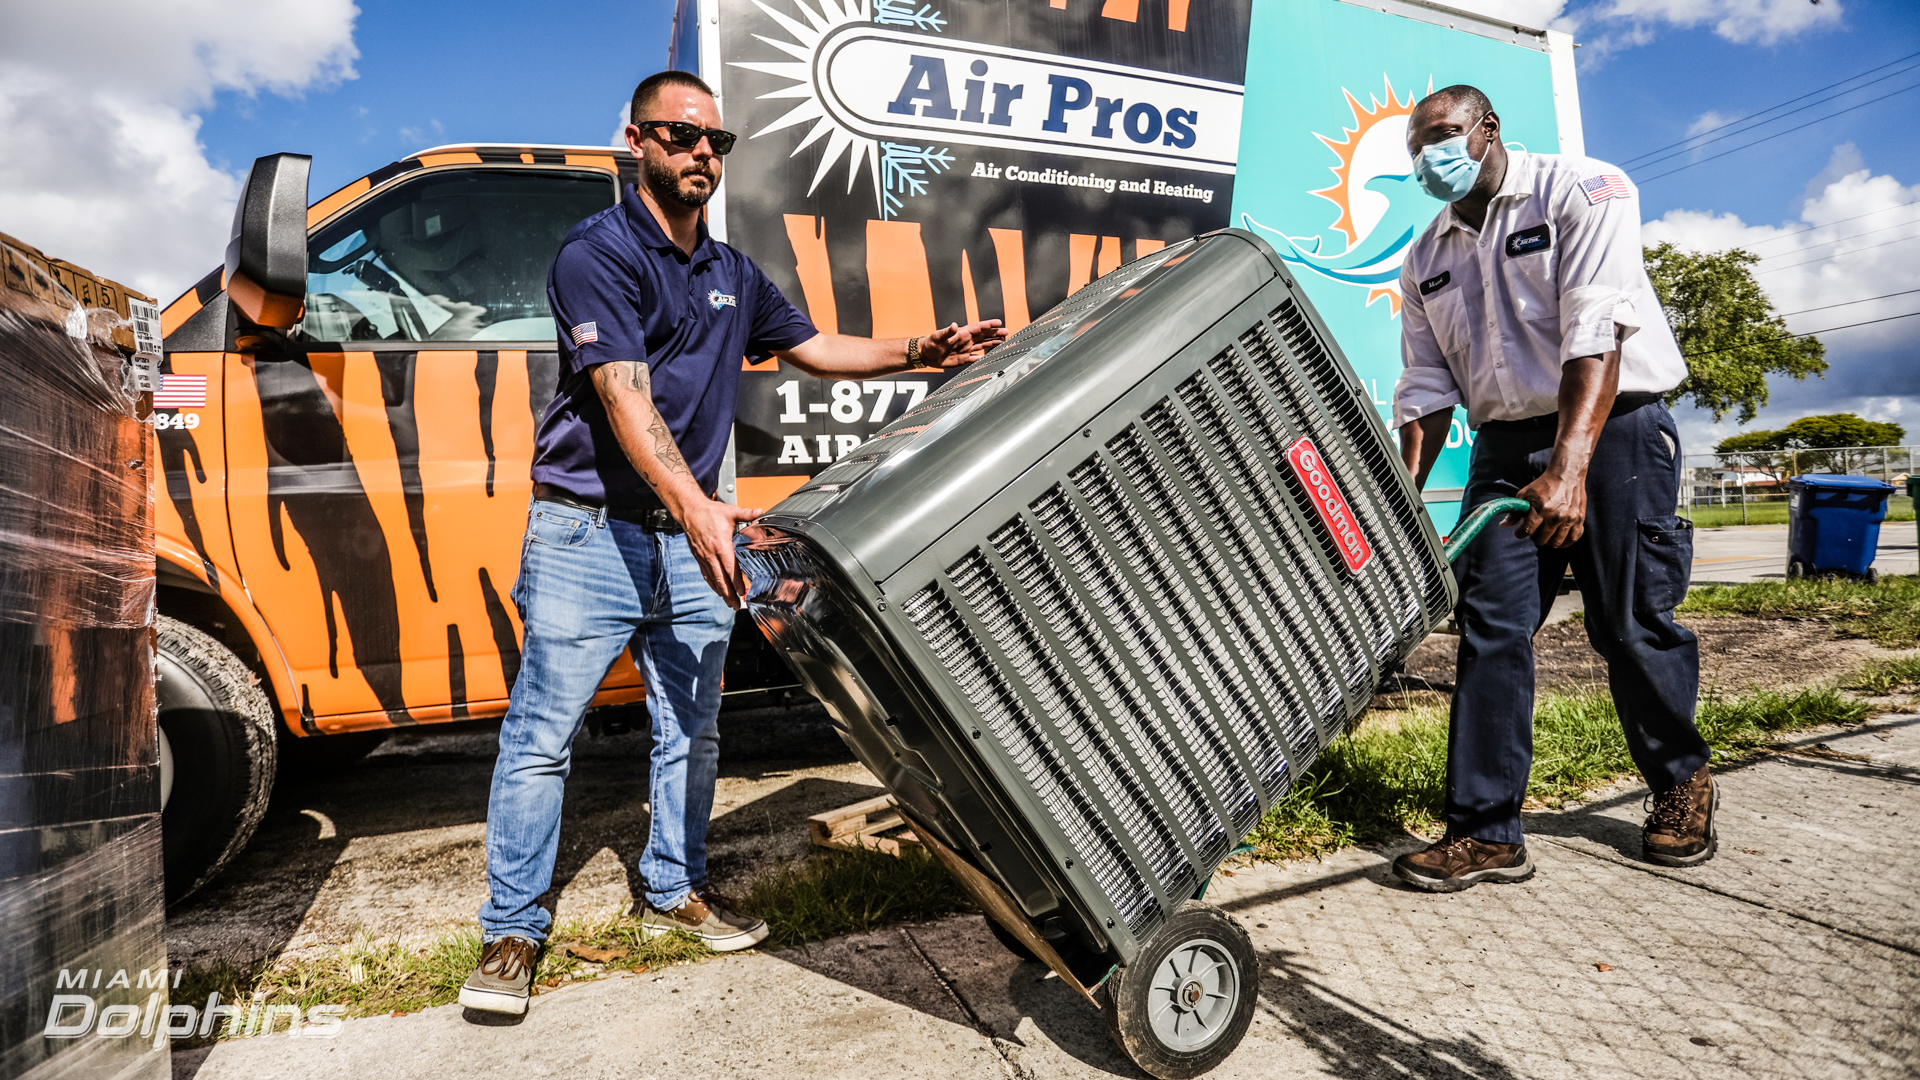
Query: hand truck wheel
1101 900 1257 1078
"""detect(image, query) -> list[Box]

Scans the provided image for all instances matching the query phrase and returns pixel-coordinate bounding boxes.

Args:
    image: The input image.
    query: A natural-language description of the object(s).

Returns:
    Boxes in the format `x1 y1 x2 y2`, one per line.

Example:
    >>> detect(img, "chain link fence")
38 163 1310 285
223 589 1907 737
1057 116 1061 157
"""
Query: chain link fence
1679 444 1917 526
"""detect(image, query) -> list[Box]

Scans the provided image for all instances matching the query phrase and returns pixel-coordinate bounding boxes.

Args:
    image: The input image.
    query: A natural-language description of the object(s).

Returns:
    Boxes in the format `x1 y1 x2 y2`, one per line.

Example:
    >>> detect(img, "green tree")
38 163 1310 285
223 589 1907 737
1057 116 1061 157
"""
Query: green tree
1645 243 1827 423
1715 413 1908 477
1713 427 1789 483
1776 413 1905 449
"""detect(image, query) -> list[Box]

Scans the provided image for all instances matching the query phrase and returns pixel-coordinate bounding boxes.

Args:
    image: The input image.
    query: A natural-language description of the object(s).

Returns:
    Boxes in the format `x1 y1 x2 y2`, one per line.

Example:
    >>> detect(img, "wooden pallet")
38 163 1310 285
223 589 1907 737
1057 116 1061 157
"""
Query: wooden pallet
808 794 922 857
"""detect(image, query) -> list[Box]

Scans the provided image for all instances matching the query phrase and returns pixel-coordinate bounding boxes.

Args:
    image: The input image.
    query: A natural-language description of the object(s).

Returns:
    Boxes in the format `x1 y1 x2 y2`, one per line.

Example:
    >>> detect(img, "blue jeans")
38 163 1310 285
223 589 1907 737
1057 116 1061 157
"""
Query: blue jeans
1447 400 1709 844
479 499 735 942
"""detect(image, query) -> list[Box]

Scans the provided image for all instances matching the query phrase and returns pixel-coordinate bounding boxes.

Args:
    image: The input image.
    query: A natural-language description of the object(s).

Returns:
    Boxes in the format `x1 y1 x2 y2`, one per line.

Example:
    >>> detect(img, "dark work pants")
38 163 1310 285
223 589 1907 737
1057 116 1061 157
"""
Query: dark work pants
1448 399 1709 844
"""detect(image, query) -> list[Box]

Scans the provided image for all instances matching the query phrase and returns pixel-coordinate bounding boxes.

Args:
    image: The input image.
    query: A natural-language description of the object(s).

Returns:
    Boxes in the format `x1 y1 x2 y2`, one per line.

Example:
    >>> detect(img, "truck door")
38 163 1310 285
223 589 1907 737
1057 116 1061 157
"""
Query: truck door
223 164 625 728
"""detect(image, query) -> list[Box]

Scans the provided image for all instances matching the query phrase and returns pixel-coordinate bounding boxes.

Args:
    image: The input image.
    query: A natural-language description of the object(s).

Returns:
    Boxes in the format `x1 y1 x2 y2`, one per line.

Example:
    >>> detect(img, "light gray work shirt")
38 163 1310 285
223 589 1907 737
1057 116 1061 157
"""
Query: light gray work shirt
1392 150 1686 430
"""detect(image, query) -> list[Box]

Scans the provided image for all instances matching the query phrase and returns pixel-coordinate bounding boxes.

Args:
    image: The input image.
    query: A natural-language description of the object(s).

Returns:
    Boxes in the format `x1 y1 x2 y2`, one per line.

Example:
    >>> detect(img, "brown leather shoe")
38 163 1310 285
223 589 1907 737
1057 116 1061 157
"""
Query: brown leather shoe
639 887 769 952
458 935 539 1015
1391 834 1535 893
1643 765 1718 867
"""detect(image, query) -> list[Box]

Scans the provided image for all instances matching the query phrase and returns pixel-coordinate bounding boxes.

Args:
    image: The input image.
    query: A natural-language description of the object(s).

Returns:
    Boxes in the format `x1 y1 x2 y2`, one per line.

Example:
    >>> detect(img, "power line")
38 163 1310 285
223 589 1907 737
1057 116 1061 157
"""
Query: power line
1680 310 1920 359
1625 60 1920 173
1755 230 1920 273
1637 81 1920 185
1620 50 1920 168
1740 198 1920 248
1773 288 1920 318
1754 214 1920 259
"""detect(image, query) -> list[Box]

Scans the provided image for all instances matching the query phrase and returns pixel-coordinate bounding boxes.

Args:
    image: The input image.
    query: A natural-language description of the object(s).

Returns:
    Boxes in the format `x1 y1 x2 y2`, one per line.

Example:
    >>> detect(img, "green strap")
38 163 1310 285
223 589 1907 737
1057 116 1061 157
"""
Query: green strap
1443 497 1533 564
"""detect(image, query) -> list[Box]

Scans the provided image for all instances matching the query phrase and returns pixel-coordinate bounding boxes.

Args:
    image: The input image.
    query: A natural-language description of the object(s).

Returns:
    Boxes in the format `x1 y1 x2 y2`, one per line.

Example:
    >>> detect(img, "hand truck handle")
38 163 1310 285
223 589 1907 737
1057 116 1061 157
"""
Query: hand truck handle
1443 497 1533 564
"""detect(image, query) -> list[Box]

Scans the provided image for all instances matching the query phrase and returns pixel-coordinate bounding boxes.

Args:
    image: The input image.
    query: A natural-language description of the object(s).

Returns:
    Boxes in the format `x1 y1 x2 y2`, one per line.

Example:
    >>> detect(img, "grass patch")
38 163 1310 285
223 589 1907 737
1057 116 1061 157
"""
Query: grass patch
745 844 975 949
175 843 974 1038
172 842 973 1041
1245 682 1875 861
1679 575 1920 646
174 918 714 1042
1844 657 1920 695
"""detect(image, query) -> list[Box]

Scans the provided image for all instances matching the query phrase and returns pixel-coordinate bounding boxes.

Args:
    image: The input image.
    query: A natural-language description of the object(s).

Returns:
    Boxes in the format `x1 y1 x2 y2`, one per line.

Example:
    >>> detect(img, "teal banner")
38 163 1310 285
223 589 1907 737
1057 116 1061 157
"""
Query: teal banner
1231 0 1564 532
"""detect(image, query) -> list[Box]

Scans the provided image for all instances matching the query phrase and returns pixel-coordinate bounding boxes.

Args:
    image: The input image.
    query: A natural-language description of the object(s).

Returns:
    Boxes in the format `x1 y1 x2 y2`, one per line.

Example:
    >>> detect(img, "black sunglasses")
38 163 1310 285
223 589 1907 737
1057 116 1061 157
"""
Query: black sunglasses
637 120 738 156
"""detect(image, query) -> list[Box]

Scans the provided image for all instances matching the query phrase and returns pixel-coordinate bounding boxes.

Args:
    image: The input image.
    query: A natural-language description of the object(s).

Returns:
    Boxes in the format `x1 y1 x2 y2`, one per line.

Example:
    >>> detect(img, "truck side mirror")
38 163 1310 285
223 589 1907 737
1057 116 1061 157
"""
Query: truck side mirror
224 153 311 330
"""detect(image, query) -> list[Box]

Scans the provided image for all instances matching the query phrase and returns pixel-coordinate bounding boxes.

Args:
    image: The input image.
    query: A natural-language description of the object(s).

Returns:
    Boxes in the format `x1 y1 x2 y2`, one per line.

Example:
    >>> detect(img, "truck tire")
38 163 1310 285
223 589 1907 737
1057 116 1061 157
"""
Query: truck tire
157 615 278 905
1102 900 1257 1079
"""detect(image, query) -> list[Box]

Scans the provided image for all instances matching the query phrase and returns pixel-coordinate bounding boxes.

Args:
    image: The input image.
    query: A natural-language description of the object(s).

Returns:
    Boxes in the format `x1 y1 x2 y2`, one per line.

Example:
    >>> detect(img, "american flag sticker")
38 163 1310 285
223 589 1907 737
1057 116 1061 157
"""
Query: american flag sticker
569 321 599 347
1580 173 1632 205
152 373 207 409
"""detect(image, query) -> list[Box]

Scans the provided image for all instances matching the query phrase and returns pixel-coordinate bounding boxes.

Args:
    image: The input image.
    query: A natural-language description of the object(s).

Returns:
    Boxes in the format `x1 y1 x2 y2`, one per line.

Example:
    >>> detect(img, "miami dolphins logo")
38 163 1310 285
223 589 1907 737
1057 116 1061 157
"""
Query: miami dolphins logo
1243 76 1431 316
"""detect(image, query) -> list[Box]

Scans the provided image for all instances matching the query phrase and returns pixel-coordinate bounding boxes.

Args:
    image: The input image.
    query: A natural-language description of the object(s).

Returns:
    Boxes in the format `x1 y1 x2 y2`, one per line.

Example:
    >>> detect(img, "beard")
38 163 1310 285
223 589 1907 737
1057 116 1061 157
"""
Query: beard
644 151 718 209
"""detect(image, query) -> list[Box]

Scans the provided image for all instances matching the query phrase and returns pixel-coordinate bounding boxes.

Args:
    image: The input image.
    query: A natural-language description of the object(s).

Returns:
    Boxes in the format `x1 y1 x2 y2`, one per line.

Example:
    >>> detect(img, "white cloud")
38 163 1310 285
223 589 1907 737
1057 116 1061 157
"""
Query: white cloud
1686 110 1732 138
1646 146 1920 444
1596 0 1845 46
1502 0 1845 65
0 1 359 302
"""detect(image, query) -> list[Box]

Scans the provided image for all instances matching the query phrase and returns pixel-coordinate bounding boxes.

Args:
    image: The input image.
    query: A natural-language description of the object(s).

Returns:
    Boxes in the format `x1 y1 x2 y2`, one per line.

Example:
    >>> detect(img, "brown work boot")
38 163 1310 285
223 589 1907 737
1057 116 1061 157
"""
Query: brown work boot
458 935 540 1015
1391 834 1535 893
1643 765 1718 867
639 887 768 952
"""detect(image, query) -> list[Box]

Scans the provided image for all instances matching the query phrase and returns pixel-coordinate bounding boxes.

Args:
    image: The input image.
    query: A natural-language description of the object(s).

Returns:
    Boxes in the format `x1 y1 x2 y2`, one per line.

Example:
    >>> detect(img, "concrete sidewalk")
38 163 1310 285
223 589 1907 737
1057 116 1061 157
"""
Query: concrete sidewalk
1692 522 1918 584
175 713 1920 1080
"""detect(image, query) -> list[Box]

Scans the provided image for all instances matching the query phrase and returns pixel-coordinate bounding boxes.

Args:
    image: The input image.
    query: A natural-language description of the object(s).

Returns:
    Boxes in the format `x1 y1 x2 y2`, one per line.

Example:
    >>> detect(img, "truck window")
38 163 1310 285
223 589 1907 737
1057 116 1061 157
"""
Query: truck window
300 169 616 343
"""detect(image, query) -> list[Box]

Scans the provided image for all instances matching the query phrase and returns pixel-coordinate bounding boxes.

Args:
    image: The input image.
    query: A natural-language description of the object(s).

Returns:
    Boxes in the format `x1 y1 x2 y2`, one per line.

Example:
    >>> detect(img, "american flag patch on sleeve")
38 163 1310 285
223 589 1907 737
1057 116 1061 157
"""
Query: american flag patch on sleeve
152 373 207 409
569 322 599 347
1580 173 1632 205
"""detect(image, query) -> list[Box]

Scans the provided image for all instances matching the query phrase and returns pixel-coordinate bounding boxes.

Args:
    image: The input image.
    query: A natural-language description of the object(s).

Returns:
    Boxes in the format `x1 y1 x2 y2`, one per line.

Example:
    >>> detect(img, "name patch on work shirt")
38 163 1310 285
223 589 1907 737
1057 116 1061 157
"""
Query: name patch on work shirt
1505 224 1551 257
1418 270 1451 296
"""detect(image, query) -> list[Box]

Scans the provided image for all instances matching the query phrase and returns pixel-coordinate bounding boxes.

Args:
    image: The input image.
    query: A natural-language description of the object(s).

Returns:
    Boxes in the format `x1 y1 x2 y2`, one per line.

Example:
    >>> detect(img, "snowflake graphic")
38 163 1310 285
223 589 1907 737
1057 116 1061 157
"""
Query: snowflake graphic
879 142 954 219
872 0 945 31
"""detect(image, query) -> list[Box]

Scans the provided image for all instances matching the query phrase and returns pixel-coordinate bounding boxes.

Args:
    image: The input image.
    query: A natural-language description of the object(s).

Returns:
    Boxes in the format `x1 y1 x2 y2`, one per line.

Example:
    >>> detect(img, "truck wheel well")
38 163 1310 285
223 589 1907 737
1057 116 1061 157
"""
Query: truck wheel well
156 583 286 734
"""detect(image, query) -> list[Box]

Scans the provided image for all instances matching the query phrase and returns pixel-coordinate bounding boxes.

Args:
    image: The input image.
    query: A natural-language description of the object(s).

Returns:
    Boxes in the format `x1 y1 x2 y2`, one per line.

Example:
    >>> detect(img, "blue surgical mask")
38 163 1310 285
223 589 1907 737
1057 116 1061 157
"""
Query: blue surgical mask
1412 133 1491 203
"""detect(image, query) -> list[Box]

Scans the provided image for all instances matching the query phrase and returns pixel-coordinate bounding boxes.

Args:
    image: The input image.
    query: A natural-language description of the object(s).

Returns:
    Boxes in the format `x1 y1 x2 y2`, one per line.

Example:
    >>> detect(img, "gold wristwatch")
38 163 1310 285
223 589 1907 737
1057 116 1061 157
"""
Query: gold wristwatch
905 333 922 368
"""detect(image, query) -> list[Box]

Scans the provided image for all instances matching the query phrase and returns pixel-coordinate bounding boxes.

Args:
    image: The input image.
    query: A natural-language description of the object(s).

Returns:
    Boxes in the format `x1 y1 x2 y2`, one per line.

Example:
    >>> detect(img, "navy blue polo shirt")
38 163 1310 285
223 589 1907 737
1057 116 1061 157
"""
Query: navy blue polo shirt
534 183 817 506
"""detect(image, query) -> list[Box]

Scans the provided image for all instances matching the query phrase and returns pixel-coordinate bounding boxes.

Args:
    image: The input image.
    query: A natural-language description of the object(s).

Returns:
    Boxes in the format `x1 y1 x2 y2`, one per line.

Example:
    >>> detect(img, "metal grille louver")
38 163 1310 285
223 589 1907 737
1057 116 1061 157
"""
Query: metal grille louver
893 295 1452 938
1264 301 1447 619
735 232 1471 961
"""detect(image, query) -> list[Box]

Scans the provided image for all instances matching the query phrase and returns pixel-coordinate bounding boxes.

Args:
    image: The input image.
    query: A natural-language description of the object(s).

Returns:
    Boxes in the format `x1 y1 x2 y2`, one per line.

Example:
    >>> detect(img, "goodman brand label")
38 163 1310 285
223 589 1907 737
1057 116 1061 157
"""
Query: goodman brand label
812 27 1243 174
1285 436 1373 573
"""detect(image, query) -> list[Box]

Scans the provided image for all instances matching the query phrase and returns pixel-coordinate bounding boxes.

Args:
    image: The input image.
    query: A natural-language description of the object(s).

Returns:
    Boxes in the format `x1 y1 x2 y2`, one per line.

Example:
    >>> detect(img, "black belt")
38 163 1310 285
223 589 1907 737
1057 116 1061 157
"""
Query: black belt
1481 391 1663 433
532 482 682 533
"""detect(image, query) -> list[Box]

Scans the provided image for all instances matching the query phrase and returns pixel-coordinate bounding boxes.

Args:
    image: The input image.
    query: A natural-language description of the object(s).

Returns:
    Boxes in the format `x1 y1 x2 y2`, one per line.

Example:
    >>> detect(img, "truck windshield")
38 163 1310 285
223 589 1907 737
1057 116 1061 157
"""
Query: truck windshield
300 168 616 344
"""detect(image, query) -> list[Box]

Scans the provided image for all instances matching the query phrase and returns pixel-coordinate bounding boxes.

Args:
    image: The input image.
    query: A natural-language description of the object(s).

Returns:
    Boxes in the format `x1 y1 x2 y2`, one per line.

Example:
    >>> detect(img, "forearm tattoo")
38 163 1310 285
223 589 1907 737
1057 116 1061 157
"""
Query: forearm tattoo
594 361 693 481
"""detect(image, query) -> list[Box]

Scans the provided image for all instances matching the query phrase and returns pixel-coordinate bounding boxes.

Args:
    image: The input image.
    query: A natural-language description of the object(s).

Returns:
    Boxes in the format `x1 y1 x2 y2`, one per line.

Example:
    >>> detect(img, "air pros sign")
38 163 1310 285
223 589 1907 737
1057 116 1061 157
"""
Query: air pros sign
707 0 1253 507
819 30 1242 173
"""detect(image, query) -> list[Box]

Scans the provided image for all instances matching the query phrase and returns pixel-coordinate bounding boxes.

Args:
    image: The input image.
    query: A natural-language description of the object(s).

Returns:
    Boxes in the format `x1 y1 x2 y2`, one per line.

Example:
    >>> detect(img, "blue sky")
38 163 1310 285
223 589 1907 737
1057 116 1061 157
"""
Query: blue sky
1581 2 1919 228
4 0 1914 445
196 0 677 202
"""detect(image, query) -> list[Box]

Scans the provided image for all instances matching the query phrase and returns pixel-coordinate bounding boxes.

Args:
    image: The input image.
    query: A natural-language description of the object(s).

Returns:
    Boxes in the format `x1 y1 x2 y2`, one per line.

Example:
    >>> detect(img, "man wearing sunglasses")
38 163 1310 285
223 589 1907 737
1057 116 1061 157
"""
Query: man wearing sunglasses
462 70 1008 1015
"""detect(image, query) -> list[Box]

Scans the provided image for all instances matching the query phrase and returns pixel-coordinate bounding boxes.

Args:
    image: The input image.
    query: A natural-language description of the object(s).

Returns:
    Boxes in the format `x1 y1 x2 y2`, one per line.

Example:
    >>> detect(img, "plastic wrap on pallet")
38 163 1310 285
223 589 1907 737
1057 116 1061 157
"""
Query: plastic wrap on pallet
0 233 166 1080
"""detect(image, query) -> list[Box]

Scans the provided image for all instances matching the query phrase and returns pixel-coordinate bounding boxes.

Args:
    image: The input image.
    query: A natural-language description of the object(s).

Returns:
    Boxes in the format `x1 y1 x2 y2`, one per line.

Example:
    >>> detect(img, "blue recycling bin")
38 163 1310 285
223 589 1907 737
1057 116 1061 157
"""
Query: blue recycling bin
1786 474 1896 580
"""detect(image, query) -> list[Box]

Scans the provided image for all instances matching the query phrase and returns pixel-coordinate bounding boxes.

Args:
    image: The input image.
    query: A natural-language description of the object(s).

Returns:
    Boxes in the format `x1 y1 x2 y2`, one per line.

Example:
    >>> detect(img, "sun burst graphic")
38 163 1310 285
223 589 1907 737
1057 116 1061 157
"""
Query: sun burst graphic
1307 75 1424 313
729 0 886 215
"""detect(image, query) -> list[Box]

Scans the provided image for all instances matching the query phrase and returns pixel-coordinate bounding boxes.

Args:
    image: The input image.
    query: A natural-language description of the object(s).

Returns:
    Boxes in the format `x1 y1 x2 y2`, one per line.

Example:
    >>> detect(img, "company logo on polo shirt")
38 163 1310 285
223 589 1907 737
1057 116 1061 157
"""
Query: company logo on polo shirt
707 290 737 311
1285 436 1373 573
730 0 1242 219
1504 223 1551 257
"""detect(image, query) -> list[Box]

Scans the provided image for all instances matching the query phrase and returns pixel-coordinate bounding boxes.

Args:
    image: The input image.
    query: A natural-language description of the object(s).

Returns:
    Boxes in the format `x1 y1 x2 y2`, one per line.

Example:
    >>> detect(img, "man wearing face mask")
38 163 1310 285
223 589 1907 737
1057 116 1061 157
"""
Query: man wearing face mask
458 70 1007 1015
1390 85 1713 893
